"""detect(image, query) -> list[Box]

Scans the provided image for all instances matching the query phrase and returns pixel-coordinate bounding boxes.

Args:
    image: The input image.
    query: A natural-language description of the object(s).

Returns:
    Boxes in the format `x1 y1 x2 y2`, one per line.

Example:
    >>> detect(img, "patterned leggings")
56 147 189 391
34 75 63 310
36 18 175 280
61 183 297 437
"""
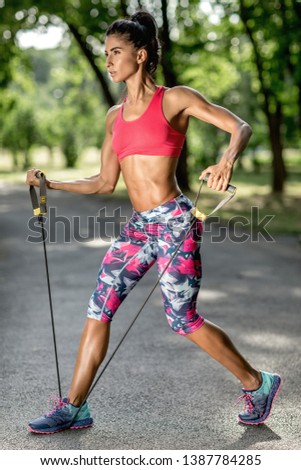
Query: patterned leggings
87 193 204 335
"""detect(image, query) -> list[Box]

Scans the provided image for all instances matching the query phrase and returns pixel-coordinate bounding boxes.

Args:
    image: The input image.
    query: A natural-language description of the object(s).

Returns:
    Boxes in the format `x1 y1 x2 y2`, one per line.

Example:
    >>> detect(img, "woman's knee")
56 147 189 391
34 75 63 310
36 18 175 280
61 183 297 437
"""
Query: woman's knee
84 317 110 337
167 312 205 336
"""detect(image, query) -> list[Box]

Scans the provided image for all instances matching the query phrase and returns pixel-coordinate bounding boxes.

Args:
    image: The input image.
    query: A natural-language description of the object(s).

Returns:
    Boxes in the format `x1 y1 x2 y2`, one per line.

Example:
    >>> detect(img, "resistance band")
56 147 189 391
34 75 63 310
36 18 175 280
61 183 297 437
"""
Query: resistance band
29 171 62 398
29 171 236 424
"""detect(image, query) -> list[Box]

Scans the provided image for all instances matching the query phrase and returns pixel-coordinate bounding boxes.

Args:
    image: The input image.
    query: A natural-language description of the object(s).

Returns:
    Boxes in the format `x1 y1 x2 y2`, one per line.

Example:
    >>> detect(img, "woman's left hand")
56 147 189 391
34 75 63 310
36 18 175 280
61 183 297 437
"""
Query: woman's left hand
199 160 234 192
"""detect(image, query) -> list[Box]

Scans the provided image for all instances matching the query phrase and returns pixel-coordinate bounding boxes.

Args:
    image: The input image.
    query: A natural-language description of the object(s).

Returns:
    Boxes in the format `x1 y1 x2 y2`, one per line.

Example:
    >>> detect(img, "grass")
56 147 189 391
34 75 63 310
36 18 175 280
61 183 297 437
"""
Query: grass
1 147 300 235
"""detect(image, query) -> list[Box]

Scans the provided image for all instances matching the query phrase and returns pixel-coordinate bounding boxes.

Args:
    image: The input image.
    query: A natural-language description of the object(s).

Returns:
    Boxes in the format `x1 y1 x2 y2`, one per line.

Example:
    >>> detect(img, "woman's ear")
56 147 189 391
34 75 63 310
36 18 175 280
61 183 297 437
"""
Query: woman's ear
137 48 148 65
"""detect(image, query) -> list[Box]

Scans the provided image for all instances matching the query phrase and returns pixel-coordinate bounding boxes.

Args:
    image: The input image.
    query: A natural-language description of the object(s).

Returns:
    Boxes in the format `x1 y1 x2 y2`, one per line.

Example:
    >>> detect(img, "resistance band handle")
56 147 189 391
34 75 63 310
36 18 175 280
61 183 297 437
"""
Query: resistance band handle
35 170 45 179
191 174 237 221
202 174 236 194
30 170 47 217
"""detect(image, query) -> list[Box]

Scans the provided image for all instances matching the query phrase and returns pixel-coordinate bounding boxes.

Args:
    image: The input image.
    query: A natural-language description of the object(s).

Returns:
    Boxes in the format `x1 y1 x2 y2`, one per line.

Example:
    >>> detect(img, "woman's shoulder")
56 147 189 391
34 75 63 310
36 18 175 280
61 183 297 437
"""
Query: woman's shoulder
105 104 122 133
107 103 122 117
106 104 122 124
162 85 201 109
163 85 200 103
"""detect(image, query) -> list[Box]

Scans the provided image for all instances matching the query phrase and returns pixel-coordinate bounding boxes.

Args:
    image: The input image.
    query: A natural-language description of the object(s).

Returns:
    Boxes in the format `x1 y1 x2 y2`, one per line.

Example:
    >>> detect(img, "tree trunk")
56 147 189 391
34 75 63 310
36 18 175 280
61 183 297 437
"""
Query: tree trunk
298 84 301 131
23 149 32 171
119 1 128 17
12 151 18 170
175 141 190 191
280 0 301 130
239 0 286 193
68 23 115 108
268 104 286 192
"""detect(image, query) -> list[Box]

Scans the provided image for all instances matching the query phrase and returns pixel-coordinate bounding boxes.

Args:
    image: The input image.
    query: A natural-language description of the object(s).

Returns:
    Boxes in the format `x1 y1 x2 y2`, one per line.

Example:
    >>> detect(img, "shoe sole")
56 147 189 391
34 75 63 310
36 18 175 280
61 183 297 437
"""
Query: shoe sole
28 419 93 434
238 374 282 425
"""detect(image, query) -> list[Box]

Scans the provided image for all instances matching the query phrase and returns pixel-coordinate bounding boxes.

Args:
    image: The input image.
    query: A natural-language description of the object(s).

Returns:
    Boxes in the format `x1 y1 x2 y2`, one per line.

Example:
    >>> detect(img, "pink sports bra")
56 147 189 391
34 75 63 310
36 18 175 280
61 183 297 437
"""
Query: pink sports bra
112 86 186 162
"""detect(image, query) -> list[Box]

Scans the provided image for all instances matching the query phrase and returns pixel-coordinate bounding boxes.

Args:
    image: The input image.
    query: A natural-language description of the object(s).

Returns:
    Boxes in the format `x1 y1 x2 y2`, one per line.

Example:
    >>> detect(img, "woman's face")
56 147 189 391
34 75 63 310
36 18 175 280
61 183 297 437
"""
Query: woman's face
105 34 141 83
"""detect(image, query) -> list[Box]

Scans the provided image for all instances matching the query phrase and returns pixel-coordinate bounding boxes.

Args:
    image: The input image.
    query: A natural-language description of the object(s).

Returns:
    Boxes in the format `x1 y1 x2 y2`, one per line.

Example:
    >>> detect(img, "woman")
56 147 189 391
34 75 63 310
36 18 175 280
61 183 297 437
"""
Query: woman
26 11 281 434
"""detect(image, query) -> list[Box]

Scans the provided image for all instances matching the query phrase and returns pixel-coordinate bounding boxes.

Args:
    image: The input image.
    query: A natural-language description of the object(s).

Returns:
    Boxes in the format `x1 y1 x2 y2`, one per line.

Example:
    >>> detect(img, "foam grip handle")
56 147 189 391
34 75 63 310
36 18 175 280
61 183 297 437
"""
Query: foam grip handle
202 174 236 193
34 170 45 179
227 184 236 194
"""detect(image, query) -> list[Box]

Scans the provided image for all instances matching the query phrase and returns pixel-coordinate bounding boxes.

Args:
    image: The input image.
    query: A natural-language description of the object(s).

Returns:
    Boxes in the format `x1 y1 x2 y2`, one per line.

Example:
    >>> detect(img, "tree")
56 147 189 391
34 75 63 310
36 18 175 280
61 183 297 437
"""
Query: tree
220 0 301 192
0 43 107 170
4 1 299 192
0 55 40 169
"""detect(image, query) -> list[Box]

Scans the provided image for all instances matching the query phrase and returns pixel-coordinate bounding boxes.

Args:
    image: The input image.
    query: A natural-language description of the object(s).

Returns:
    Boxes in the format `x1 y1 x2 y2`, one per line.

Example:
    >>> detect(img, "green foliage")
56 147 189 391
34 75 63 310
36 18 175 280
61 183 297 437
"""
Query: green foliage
1 0 300 188
0 38 106 169
0 54 39 169
238 0 301 142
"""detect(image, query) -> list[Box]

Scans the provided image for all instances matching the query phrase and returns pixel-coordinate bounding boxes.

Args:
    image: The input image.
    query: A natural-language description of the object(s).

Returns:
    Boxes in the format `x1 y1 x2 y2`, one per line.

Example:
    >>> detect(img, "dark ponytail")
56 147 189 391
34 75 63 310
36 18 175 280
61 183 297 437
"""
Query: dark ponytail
105 10 161 78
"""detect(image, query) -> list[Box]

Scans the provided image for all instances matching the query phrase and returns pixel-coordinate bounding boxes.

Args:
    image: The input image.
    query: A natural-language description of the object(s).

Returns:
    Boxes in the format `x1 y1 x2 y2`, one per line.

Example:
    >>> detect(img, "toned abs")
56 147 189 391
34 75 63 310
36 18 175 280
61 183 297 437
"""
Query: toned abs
120 154 181 211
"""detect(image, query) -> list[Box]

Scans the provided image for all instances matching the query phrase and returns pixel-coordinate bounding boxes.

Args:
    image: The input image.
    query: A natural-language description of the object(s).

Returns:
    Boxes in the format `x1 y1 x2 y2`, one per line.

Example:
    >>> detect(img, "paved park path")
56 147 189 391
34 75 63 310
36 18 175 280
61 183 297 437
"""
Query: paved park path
0 183 300 451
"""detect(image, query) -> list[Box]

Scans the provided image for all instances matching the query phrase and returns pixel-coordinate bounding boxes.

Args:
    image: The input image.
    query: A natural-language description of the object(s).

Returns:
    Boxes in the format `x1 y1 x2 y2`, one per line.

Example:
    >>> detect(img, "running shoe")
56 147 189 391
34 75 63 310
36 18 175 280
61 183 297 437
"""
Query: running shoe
28 396 93 434
238 371 281 425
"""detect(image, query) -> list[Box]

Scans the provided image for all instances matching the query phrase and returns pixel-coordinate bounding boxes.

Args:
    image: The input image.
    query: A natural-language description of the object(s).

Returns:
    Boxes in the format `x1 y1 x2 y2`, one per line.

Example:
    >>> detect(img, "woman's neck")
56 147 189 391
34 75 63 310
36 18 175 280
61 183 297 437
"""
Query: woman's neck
125 77 157 104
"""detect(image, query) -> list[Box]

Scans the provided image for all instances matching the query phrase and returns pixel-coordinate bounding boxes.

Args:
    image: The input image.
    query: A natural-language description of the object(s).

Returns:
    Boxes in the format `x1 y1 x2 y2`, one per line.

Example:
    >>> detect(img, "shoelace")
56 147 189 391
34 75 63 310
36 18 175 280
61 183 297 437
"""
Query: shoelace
46 393 68 417
237 393 255 413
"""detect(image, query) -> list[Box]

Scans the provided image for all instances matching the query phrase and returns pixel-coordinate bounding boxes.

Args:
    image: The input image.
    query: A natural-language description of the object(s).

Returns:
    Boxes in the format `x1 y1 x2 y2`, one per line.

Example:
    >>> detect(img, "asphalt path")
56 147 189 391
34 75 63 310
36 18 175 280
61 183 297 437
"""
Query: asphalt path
0 183 300 451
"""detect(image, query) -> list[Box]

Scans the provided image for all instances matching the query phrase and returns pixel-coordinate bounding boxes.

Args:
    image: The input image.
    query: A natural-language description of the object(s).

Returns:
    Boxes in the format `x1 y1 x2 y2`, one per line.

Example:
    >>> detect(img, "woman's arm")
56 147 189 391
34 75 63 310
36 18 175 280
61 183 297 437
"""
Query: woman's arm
26 106 121 195
174 86 253 191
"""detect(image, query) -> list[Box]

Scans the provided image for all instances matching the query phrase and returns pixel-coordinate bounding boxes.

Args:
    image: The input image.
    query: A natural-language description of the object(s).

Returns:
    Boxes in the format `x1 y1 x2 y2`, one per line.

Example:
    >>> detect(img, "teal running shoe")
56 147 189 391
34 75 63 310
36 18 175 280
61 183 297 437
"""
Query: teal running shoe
28 396 93 434
238 371 281 425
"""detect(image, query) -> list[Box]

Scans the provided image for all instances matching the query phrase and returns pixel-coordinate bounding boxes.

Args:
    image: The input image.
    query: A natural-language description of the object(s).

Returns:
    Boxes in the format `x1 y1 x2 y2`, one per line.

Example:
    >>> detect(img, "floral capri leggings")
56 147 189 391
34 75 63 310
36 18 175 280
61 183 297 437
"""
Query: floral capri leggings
87 193 204 336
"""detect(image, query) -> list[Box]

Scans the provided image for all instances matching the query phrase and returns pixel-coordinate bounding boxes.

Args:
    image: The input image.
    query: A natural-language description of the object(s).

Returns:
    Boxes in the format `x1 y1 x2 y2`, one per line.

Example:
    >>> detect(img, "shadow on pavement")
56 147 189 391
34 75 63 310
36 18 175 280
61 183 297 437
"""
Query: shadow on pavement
229 423 282 450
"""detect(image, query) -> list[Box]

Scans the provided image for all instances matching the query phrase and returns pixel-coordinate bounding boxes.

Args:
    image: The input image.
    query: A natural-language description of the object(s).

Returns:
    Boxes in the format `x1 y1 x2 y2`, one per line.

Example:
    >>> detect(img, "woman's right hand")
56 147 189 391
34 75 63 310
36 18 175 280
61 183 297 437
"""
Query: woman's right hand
26 169 41 187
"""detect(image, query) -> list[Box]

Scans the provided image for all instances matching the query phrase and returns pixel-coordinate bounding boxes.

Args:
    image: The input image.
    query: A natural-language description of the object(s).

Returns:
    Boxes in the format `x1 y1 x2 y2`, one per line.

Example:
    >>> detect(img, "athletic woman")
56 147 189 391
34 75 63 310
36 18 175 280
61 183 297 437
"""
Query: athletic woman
26 11 281 434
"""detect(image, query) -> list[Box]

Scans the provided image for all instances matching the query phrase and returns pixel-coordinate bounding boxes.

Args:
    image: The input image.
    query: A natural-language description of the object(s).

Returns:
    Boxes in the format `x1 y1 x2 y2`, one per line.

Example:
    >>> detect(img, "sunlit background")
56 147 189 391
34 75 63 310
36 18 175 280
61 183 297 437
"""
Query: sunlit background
1 0 300 234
